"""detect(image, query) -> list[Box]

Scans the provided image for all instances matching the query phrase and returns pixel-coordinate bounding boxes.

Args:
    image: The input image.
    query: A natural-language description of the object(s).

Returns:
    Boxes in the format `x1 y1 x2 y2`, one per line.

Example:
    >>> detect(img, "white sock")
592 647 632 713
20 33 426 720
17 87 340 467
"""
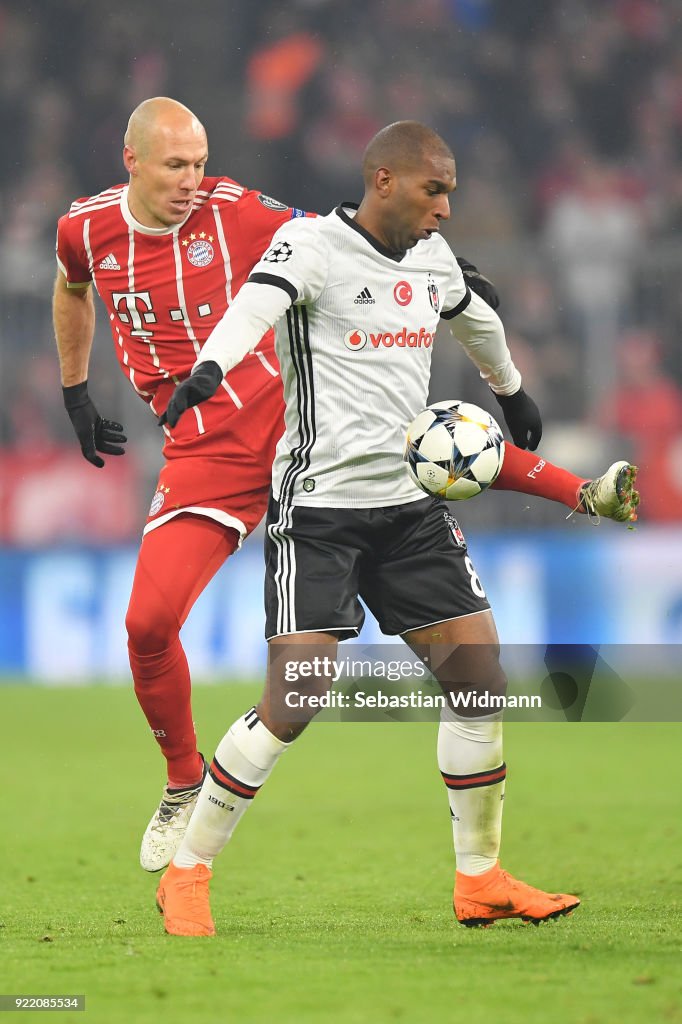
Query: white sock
437 705 506 876
173 707 289 869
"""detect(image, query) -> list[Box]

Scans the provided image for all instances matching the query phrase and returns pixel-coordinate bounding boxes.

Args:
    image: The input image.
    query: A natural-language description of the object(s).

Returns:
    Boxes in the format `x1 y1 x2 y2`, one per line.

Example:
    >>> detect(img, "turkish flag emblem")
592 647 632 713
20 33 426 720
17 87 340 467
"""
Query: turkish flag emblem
394 281 412 306
344 328 367 350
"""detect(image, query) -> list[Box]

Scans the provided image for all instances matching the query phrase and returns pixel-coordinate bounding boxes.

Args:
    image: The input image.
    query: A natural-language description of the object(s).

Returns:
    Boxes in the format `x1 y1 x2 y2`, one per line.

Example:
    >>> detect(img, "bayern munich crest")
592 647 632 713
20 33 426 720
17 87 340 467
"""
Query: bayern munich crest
149 490 165 516
186 239 214 267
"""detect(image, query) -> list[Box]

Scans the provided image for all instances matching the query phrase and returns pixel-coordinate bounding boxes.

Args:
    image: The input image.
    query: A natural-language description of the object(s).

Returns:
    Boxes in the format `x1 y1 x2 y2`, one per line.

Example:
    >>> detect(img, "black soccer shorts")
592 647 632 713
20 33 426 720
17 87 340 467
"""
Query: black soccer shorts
264 494 490 640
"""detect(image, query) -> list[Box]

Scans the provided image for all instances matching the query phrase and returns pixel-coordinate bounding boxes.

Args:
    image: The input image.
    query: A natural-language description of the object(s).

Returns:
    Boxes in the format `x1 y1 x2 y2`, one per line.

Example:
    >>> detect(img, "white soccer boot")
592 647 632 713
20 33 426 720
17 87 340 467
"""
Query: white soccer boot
140 759 207 872
577 461 639 523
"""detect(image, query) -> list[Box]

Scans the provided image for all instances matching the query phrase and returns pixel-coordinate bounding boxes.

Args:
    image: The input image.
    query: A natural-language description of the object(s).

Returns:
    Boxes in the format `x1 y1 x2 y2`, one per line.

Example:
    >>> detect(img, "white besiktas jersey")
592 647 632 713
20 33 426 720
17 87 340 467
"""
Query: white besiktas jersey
247 204 473 508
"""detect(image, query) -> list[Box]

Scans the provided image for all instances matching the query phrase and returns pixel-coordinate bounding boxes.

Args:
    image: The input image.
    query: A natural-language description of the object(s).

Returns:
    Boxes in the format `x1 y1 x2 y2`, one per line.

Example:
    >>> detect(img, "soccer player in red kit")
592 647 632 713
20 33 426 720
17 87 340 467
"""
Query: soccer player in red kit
53 98 639 874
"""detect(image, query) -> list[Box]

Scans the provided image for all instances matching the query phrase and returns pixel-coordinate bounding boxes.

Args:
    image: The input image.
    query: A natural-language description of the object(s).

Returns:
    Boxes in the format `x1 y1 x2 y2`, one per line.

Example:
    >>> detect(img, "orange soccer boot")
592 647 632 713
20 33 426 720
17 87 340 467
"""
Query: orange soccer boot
156 861 216 936
454 861 580 927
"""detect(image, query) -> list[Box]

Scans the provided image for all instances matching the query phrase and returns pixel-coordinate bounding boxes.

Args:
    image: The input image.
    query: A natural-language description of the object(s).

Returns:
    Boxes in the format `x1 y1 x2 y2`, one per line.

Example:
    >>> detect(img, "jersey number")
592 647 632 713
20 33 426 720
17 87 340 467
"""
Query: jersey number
464 556 486 598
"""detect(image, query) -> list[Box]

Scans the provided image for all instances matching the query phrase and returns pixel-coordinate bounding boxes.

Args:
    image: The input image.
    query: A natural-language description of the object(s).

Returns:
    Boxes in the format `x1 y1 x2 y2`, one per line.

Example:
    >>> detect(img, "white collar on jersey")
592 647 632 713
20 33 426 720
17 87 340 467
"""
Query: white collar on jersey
120 186 192 236
335 203 407 263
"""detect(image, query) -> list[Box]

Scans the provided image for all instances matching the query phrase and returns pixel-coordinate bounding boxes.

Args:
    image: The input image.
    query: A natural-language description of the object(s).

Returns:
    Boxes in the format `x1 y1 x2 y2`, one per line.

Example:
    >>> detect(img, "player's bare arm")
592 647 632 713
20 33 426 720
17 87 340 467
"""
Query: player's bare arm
53 269 127 468
53 270 95 386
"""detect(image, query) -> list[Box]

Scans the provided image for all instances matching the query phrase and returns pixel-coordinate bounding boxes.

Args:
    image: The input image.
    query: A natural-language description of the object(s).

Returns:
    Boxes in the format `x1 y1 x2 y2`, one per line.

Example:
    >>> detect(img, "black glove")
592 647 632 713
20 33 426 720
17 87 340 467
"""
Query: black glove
456 256 500 310
62 381 127 468
159 360 224 428
493 388 542 451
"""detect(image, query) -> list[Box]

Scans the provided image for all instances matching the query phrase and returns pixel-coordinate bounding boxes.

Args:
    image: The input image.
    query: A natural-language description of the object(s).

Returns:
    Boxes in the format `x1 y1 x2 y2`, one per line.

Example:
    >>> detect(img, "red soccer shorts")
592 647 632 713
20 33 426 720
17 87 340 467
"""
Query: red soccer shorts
145 379 284 542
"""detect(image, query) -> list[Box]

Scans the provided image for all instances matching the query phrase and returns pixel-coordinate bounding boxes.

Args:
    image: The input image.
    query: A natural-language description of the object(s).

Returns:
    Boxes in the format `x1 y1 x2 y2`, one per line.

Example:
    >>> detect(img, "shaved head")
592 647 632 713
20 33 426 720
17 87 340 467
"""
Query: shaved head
354 120 456 253
362 121 454 185
124 96 205 158
123 96 208 229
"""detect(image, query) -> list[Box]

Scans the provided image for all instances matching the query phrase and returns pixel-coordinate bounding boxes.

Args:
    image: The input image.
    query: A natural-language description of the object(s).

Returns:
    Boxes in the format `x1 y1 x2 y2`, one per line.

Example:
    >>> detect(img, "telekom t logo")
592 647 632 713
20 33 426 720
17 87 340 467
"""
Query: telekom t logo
112 291 157 338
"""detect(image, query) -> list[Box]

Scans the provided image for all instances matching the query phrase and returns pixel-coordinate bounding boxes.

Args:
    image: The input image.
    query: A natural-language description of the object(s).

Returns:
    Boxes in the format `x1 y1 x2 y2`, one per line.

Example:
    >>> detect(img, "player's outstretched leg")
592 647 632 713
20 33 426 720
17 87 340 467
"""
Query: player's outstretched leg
493 446 639 523
127 515 240 872
576 461 639 523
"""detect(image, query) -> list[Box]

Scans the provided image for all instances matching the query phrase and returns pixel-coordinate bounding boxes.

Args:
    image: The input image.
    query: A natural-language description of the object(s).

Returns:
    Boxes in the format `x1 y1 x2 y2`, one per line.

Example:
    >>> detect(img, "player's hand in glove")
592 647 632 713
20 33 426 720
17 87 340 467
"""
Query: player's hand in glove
456 256 500 311
493 388 542 451
159 360 224 428
62 381 127 469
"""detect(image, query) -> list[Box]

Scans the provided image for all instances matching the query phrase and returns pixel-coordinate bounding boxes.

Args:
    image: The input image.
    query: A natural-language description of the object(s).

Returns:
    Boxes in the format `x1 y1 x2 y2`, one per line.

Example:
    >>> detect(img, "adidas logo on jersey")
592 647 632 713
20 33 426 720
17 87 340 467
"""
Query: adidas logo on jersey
354 287 375 304
98 252 121 270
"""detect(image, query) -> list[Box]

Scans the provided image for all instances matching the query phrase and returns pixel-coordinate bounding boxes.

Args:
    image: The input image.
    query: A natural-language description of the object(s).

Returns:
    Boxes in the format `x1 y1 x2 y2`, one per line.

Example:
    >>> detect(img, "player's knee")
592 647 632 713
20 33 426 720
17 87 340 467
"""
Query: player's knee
432 642 507 701
444 672 508 717
125 599 180 656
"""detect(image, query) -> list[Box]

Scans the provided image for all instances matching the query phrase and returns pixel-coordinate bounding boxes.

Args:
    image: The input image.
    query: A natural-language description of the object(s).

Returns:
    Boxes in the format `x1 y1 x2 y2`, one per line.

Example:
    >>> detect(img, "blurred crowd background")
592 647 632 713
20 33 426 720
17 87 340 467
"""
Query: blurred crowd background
1 0 682 543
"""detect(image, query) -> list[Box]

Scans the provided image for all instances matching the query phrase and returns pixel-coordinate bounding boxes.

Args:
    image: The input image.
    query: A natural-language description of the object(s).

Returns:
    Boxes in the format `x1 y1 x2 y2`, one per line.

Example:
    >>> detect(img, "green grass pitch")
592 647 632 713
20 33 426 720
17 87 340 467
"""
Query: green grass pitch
2 683 680 1024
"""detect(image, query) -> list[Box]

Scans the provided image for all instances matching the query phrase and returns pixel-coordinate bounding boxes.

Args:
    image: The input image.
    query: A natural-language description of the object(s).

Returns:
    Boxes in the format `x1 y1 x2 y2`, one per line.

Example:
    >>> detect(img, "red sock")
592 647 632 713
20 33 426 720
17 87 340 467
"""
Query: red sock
492 443 588 510
126 514 239 788
129 637 201 788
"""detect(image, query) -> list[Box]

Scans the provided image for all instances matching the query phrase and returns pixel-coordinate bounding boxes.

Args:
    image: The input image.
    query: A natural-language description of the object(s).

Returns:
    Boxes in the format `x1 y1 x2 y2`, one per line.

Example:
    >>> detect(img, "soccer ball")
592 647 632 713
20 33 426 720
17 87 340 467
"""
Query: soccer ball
404 400 505 500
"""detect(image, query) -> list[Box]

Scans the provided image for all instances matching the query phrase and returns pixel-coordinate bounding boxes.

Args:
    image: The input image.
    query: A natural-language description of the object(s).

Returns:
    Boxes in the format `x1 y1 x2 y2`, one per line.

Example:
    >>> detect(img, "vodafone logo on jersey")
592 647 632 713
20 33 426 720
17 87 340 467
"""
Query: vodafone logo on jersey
343 327 433 350
344 329 368 350
394 281 412 306
370 326 433 348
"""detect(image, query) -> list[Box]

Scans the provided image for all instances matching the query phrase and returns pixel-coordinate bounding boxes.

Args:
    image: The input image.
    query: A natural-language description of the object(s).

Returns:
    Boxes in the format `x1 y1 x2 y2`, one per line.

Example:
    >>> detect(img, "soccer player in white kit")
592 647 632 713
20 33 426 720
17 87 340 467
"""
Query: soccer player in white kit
155 120 581 935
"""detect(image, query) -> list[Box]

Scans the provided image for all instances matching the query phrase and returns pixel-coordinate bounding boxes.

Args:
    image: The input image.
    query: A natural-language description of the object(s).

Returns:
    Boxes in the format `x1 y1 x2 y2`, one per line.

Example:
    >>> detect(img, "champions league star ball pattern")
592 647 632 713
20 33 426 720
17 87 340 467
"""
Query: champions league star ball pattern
404 400 505 500
263 241 293 263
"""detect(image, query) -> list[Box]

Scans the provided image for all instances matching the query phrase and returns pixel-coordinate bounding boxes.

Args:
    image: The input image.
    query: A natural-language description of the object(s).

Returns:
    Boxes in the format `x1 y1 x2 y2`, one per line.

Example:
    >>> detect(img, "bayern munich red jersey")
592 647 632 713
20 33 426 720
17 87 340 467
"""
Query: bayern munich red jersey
56 178 312 458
